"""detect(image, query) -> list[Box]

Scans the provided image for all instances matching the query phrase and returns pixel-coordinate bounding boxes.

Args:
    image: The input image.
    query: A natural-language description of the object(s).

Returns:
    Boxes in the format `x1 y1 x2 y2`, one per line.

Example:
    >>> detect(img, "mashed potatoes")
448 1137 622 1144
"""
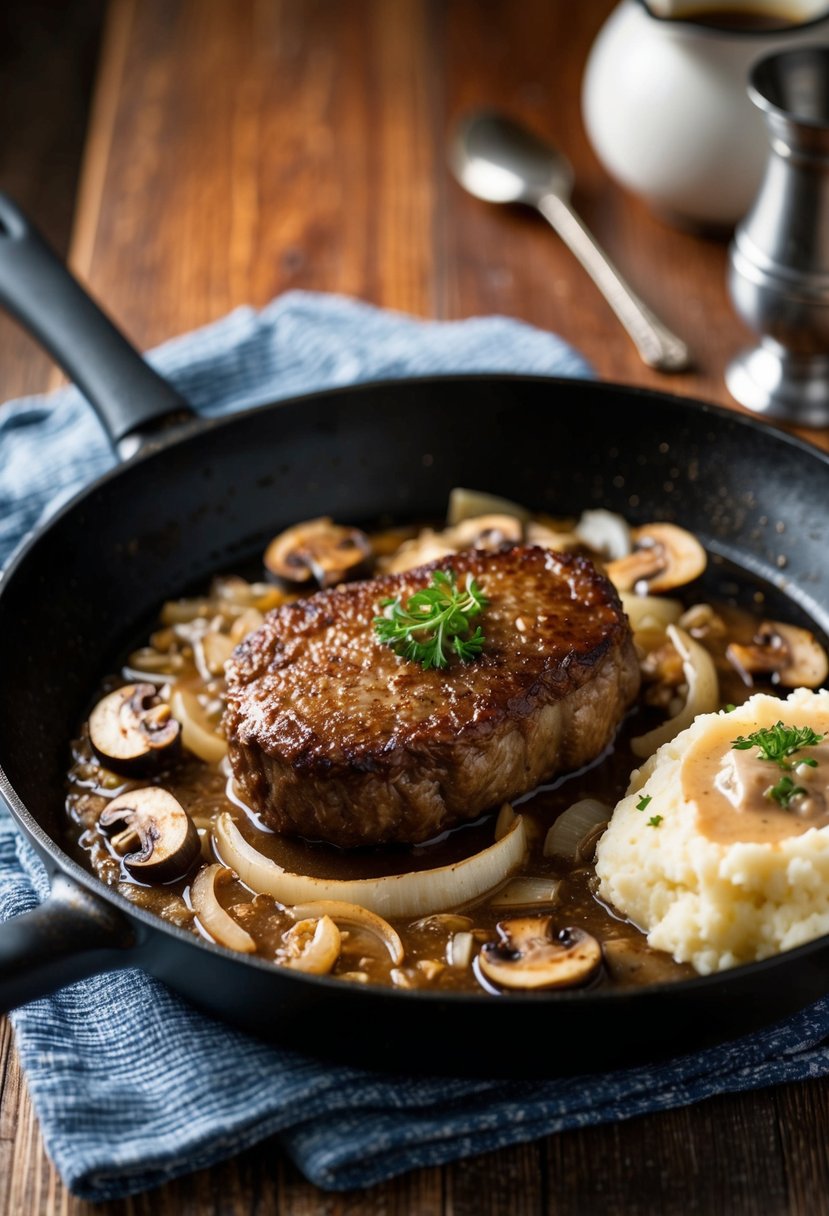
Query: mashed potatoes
595 688 829 975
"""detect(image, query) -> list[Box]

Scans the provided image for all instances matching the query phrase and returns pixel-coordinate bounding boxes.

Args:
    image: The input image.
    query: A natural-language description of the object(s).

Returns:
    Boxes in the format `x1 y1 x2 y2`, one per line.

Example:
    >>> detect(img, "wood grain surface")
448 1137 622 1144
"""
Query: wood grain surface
3 1 829 1213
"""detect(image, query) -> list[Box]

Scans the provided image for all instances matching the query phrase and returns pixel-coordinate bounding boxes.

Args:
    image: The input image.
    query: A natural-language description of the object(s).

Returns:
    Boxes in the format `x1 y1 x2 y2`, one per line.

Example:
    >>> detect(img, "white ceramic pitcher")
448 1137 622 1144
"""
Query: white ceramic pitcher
582 0 829 229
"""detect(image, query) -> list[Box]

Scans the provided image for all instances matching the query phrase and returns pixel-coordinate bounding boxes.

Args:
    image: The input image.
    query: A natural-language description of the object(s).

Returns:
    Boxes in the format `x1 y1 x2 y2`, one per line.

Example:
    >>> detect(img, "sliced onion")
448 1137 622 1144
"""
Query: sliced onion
288 898 404 964
170 685 228 764
161 598 212 625
191 864 256 953
447 487 530 526
494 802 516 840
213 811 527 920
620 593 683 633
447 931 474 968
280 916 341 975
230 608 265 644
125 649 182 677
199 632 235 676
544 799 611 862
631 624 719 758
383 530 457 574
575 509 632 560
490 877 561 908
416 959 445 981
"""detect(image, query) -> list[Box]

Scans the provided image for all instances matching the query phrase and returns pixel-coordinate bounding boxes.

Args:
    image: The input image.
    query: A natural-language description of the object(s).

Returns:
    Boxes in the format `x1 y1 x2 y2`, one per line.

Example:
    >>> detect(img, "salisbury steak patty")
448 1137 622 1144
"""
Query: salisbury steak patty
224 545 640 847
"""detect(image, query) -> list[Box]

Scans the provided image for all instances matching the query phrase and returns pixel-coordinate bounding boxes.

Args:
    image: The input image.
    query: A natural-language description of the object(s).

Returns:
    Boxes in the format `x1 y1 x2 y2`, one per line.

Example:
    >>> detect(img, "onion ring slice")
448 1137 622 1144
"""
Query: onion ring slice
213 810 527 920
190 863 256 953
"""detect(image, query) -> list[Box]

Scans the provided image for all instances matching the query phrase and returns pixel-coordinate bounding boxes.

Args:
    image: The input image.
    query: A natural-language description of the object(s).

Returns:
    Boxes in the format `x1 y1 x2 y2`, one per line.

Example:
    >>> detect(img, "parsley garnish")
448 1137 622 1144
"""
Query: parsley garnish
636 795 652 812
731 722 823 770
766 775 808 809
647 815 663 828
373 569 488 670
731 721 823 810
724 703 737 713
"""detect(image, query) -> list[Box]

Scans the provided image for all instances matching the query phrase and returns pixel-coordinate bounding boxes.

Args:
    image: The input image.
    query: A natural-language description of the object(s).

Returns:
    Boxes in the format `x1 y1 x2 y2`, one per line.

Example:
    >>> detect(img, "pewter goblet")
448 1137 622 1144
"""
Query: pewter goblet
727 46 829 428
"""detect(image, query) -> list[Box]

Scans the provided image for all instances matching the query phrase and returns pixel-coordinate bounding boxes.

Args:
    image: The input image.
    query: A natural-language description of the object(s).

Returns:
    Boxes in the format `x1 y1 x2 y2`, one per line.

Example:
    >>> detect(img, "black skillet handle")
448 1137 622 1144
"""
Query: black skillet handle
0 871 135 1012
0 194 194 457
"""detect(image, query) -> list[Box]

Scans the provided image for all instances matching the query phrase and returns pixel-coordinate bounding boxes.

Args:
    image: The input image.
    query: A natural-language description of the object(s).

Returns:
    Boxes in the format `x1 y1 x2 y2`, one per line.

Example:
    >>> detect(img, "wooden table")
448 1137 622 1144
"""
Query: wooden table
2 1 829 1212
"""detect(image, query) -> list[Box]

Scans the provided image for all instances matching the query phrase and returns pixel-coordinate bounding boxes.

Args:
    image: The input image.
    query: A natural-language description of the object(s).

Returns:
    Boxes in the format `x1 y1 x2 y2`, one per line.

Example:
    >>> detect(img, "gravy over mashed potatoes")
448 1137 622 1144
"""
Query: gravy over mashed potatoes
595 688 829 975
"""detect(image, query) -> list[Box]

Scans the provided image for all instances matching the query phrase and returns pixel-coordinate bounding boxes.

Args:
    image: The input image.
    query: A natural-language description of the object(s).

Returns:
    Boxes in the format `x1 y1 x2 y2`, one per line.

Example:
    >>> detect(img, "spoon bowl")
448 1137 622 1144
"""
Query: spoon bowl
451 111 574 206
449 109 691 374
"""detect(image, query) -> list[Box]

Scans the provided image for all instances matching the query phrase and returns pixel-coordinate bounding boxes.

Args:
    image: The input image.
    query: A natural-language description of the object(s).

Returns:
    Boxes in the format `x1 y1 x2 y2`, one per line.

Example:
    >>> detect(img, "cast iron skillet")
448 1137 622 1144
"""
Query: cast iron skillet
1 195 828 1079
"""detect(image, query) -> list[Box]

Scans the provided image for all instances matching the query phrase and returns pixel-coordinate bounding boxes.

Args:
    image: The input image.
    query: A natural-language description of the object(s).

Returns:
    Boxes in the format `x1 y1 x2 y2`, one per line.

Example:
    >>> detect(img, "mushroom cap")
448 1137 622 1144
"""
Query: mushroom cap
88 683 180 776
606 523 706 595
478 917 602 990
728 620 829 690
263 517 372 588
99 786 200 882
448 514 524 550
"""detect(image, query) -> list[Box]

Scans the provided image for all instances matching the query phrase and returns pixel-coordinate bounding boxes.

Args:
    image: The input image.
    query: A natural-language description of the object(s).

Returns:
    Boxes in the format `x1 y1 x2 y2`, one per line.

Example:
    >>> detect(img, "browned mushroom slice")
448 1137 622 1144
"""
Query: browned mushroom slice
89 683 180 776
606 523 706 594
602 937 687 985
263 517 372 588
99 787 200 882
727 620 829 689
448 514 524 551
478 917 601 991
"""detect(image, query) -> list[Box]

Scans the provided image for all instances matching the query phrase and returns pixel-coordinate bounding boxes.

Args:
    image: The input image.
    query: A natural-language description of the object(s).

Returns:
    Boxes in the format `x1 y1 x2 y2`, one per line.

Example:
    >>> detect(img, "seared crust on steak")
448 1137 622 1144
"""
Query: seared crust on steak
224 546 640 847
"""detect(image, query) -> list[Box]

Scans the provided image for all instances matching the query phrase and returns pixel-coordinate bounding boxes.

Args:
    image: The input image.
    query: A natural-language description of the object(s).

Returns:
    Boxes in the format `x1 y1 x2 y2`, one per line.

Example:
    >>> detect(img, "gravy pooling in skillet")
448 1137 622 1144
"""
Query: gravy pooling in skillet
63 505 825 994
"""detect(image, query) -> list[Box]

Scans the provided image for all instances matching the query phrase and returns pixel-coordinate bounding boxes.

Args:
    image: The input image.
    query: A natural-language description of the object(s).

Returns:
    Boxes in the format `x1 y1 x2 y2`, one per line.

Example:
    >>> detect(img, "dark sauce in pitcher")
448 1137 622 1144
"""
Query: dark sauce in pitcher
669 4 824 30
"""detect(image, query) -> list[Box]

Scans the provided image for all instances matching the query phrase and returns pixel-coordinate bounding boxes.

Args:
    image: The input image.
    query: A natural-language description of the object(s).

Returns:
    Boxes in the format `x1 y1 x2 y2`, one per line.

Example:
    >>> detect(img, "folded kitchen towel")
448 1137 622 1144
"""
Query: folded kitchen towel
3 291 829 1201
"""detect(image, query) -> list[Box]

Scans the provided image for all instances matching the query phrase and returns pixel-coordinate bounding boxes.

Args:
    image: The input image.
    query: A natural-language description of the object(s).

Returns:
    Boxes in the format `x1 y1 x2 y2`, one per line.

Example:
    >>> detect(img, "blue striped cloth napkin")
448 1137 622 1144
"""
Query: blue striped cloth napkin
2 292 829 1201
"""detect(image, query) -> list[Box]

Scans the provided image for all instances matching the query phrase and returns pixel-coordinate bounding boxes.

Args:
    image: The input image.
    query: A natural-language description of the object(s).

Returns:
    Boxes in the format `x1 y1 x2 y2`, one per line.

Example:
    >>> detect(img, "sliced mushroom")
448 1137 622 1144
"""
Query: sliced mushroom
606 523 706 595
727 620 829 689
478 918 601 991
99 787 200 882
602 937 683 985
263 517 372 588
448 514 524 551
447 488 530 526
88 683 180 776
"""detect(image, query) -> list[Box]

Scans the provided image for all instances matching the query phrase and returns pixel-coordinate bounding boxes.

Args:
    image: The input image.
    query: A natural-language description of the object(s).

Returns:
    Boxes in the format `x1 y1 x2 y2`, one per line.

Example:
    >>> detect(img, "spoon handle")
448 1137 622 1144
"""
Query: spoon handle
538 194 691 373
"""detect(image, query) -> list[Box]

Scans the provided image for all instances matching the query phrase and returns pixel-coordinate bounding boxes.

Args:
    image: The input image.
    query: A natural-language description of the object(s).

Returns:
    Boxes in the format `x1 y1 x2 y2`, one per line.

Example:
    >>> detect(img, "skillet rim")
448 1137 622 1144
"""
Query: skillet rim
3 370 829 1009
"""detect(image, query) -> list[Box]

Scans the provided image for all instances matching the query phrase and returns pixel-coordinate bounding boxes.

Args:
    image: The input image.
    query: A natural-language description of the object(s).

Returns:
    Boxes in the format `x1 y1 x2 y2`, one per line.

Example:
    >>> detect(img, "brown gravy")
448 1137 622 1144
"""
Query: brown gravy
682 709 829 844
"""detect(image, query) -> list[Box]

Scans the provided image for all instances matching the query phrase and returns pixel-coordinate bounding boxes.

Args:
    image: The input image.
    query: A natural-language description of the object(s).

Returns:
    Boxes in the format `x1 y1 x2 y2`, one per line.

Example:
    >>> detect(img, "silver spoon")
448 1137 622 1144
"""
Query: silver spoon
450 111 691 373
